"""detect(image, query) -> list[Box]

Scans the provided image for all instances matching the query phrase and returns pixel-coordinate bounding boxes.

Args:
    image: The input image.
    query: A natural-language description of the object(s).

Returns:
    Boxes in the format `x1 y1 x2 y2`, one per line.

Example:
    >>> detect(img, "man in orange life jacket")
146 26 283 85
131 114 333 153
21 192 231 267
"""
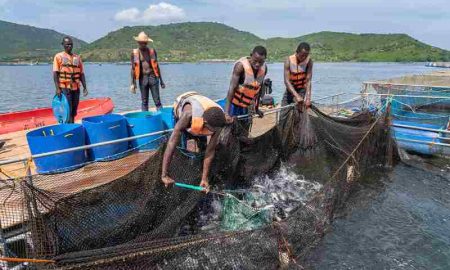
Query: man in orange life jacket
283 42 313 109
53 37 88 123
130 31 165 111
224 46 268 125
161 92 232 190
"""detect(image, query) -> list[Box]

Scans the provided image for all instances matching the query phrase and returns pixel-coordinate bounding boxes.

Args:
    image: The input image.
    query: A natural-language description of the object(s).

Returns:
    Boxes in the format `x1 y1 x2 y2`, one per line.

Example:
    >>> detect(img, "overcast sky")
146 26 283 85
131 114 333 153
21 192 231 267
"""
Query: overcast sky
1 0 449 49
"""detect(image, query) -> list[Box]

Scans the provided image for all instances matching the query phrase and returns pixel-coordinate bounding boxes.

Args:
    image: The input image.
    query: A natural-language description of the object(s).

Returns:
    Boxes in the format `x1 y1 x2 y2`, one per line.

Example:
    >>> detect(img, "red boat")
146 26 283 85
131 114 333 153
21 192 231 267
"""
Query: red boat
0 97 114 135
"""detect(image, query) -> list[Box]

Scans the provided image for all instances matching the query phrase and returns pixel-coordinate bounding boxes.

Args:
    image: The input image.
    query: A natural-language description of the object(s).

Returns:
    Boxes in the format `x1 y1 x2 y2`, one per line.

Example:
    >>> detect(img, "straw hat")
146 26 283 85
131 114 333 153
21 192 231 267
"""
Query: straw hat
133 31 153 43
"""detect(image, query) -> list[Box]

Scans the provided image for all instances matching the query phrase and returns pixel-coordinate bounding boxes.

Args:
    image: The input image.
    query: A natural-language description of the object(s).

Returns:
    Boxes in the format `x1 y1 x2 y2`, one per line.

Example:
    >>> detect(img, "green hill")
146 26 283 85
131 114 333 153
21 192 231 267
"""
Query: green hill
266 31 450 62
82 23 450 62
1 20 449 62
0 20 86 62
81 22 263 62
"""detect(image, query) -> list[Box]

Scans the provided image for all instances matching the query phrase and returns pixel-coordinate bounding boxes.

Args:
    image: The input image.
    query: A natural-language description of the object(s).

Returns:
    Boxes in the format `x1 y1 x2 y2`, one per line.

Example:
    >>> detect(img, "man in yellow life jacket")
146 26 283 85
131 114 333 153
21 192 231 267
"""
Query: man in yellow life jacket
53 36 88 123
283 42 313 109
224 46 268 124
130 31 166 111
162 92 232 190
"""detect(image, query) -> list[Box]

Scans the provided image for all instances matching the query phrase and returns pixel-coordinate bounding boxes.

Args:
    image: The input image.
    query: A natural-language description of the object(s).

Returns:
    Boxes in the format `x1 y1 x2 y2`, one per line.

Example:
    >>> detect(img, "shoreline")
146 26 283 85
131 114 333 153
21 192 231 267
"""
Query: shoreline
0 61 436 66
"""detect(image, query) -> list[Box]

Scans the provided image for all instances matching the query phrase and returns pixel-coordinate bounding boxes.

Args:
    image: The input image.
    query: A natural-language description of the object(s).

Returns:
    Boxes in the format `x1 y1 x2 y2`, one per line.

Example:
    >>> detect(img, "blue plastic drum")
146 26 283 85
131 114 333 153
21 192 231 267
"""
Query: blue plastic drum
124 111 165 151
26 124 86 174
82 114 129 161
159 107 175 129
216 98 226 110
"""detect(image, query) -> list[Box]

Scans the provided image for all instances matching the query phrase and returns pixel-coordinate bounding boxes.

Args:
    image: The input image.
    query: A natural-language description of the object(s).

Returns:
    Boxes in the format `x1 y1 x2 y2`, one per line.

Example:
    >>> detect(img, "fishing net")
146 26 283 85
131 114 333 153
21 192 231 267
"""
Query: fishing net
363 82 450 127
0 104 397 269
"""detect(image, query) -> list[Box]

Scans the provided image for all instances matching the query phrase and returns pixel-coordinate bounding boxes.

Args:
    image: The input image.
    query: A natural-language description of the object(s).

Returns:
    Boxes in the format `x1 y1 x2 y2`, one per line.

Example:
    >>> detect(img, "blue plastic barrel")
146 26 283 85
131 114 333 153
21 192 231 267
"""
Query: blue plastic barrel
159 107 175 129
82 114 129 161
216 98 226 110
124 111 165 151
26 124 86 174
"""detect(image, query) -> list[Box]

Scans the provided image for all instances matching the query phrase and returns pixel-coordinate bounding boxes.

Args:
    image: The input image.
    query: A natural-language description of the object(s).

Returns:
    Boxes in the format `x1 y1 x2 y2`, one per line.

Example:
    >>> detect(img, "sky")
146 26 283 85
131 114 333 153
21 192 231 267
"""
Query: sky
0 0 449 49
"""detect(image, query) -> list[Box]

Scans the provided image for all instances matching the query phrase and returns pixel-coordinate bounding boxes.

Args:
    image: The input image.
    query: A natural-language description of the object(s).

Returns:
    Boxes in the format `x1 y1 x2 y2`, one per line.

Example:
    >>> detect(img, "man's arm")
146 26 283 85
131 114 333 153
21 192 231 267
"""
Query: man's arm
53 72 61 96
200 130 220 189
224 62 244 116
161 113 190 186
305 60 313 107
154 50 165 88
79 58 88 96
255 66 269 117
130 53 136 85
284 58 303 104
53 55 61 96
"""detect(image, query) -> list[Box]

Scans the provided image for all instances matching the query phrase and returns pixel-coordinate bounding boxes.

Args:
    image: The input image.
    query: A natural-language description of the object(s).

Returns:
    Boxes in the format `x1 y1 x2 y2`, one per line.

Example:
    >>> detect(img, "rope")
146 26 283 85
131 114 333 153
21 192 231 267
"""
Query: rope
0 257 55 264
330 98 391 180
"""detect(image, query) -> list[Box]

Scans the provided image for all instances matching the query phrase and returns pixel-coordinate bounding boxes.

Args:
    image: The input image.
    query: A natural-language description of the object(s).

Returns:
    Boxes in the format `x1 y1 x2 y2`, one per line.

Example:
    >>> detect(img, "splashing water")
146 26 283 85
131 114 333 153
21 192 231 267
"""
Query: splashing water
181 164 323 234
251 164 323 221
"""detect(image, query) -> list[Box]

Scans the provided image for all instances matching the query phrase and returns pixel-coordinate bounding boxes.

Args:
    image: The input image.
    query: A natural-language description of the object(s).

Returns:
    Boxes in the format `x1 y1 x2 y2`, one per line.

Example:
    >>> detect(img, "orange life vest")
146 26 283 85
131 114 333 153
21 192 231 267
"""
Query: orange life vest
56 52 82 90
174 91 223 136
133 48 160 79
232 57 266 108
288 54 310 90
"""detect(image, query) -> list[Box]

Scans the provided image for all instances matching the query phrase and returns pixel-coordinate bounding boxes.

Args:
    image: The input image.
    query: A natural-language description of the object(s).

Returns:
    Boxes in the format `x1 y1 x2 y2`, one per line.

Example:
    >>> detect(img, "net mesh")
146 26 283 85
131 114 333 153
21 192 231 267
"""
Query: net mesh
363 82 450 127
0 105 397 269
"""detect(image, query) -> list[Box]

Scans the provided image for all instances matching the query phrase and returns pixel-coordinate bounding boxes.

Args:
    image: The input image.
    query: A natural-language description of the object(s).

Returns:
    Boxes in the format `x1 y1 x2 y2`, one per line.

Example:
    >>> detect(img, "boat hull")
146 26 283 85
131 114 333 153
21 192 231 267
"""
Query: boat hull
0 97 114 135
392 121 450 156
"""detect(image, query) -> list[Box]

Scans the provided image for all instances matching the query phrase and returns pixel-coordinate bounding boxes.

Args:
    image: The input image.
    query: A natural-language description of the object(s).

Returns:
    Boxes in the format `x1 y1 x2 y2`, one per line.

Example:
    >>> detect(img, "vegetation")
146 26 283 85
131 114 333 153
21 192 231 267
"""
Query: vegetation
0 20 86 62
1 20 449 63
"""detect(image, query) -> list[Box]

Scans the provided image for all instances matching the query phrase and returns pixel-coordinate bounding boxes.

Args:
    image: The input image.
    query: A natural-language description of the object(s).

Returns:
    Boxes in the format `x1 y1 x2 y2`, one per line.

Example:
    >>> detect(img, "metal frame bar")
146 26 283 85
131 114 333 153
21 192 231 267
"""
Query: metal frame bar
395 137 450 148
391 123 450 135
363 81 450 90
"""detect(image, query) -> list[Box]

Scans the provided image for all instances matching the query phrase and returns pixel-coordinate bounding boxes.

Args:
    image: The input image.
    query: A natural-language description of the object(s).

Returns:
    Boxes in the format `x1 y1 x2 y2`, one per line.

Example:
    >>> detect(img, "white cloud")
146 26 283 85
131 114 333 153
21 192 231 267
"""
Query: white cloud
114 2 186 24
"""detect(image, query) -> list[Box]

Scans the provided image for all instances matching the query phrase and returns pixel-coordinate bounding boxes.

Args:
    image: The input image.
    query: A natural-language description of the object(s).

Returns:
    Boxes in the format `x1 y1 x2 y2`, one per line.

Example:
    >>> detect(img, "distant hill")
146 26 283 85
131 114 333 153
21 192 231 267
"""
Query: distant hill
0 20 86 62
80 22 263 62
1 20 449 63
266 31 450 62
82 23 450 62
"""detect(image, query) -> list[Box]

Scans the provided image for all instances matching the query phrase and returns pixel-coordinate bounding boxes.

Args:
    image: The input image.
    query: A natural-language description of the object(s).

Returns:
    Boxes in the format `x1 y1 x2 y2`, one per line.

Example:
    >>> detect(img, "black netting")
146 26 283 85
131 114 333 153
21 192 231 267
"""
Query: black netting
0 105 398 269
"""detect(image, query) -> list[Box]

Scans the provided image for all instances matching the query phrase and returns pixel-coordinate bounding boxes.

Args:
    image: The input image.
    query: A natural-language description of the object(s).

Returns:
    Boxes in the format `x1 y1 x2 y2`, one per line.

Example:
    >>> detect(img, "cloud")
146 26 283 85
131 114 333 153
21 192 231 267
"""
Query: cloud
114 2 186 24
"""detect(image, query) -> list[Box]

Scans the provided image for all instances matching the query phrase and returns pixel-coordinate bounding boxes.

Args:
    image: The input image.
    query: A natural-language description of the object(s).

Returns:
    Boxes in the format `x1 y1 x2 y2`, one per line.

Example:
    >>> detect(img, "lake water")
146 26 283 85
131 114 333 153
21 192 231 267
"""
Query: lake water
0 62 442 113
0 63 449 269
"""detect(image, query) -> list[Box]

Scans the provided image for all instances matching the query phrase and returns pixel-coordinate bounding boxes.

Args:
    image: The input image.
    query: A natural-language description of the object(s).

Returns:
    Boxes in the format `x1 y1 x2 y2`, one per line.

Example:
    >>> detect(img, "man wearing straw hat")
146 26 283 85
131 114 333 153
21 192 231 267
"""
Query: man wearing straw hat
130 31 166 111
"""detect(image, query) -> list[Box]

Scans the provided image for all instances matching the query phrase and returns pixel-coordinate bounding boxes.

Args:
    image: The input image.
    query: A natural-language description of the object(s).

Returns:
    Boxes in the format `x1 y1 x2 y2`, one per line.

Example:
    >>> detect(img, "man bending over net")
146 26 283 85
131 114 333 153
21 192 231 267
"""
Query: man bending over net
162 92 232 190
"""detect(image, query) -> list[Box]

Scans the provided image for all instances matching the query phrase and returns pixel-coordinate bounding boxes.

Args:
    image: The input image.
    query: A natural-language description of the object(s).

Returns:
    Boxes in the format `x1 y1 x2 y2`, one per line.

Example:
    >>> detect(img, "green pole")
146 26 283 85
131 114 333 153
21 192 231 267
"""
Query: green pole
174 182 205 191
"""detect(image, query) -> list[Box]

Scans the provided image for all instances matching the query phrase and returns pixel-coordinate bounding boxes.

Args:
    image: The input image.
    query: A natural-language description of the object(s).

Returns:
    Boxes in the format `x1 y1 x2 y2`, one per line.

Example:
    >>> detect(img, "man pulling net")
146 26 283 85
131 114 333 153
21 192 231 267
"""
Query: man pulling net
162 92 232 190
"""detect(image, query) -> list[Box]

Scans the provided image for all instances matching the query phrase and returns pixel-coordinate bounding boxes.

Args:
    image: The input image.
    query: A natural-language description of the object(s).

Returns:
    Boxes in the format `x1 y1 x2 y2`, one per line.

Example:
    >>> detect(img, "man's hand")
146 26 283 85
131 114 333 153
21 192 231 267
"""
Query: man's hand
199 179 210 193
294 94 304 104
305 98 311 108
225 113 234 124
56 87 62 97
256 109 264 118
83 87 88 97
162 175 175 188
130 83 137 94
160 81 166 89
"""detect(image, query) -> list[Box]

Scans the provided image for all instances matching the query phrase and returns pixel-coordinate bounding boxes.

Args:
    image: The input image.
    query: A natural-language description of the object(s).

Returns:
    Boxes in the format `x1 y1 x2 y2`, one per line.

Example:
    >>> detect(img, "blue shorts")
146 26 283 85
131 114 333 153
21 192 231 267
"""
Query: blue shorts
229 104 249 117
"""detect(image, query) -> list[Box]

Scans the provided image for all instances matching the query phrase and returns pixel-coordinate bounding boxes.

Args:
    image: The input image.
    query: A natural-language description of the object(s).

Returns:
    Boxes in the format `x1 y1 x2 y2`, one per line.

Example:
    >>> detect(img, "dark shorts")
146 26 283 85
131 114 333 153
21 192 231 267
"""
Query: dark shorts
229 104 251 132
282 88 306 106
229 104 249 117
62 88 80 123
139 75 161 111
